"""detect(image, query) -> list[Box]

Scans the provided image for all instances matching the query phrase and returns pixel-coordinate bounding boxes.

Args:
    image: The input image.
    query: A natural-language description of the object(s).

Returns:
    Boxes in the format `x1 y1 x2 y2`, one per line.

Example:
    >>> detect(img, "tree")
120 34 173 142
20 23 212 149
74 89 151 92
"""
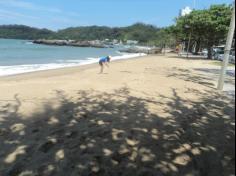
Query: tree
120 23 161 43
175 4 232 59
152 27 176 48
0 25 55 40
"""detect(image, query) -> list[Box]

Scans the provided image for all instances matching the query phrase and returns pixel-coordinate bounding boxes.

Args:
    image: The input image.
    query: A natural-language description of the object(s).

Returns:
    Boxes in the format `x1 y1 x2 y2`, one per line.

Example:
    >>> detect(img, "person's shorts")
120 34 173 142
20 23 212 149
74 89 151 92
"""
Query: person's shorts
99 61 103 66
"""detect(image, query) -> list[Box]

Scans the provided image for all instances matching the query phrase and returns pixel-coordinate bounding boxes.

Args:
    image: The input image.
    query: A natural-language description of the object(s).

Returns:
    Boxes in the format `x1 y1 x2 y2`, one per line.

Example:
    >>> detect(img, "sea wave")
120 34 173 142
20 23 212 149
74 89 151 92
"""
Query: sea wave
25 41 33 45
0 53 146 76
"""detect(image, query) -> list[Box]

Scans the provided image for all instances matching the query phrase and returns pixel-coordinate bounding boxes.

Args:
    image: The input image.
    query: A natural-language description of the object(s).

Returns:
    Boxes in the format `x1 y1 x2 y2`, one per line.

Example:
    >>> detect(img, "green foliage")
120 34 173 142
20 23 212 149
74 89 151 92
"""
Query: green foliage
0 25 55 40
174 4 232 57
151 27 176 47
56 23 162 44
119 23 160 43
56 26 120 40
0 23 173 46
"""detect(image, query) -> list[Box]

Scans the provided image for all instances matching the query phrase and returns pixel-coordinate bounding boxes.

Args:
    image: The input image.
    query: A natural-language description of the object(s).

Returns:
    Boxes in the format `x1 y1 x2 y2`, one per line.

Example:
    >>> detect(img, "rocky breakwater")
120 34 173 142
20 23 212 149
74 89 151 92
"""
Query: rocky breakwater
120 46 162 54
33 39 108 48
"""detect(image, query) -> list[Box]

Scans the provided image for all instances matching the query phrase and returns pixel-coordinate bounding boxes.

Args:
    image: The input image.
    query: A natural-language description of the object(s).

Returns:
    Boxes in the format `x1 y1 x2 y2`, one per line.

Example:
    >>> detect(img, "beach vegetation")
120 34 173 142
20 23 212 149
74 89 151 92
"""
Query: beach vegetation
0 23 175 47
174 4 232 59
0 25 55 40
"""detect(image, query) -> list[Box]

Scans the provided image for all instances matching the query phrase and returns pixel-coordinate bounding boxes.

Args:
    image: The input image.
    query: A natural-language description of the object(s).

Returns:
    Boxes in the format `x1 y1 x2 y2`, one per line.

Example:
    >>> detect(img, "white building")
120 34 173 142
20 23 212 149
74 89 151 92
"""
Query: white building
180 6 192 17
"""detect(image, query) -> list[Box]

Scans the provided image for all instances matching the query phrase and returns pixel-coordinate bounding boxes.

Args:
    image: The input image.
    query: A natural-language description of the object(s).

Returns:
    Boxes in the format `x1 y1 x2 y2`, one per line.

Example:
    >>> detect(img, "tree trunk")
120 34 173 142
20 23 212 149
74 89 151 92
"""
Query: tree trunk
195 39 201 55
207 45 213 59
189 41 194 53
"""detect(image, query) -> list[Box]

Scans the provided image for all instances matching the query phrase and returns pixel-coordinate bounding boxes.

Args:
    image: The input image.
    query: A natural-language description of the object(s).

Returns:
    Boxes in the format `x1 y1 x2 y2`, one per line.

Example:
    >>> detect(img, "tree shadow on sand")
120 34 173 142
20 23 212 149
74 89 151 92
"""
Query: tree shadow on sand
167 55 208 61
0 87 235 176
166 67 216 88
194 68 235 86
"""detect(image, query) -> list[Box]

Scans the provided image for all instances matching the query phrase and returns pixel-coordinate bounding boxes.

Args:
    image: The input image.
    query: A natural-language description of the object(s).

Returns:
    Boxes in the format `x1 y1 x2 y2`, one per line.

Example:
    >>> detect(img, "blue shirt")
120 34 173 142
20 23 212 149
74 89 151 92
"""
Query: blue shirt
99 56 109 63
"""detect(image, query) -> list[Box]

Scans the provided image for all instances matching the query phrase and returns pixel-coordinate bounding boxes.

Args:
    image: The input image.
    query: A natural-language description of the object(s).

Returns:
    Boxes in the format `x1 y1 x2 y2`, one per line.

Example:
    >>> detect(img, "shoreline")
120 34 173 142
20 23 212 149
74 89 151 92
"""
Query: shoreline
1 54 234 81
0 53 146 79
0 55 146 80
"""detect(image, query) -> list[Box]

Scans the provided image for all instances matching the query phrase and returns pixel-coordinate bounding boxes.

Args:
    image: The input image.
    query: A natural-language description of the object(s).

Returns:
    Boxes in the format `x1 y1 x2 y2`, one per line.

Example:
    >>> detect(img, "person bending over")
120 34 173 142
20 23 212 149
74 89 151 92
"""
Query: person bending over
99 56 111 74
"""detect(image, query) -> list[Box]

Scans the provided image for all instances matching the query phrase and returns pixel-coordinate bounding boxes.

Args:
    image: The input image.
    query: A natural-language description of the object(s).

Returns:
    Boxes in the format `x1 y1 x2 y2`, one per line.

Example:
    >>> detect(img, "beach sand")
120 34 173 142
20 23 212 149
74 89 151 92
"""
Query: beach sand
0 54 235 176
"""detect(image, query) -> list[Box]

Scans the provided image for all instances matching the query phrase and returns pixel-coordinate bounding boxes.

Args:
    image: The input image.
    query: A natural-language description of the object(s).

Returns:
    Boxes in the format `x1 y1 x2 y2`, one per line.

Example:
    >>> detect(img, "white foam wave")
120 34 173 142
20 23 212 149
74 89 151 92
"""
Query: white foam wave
112 53 146 61
0 53 146 77
0 63 78 76
25 41 33 45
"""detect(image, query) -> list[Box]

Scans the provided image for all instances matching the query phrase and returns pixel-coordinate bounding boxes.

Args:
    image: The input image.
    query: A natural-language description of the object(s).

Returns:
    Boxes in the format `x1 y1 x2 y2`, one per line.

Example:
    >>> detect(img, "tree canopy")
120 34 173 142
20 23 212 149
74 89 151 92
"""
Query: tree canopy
174 4 232 58
0 25 55 40
0 23 176 47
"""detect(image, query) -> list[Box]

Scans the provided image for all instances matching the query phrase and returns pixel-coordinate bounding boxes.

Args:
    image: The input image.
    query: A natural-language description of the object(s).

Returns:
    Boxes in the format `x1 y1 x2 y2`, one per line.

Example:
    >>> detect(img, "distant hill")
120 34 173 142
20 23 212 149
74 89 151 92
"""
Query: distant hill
0 25 55 40
120 23 161 43
0 23 172 46
56 26 119 40
57 23 161 43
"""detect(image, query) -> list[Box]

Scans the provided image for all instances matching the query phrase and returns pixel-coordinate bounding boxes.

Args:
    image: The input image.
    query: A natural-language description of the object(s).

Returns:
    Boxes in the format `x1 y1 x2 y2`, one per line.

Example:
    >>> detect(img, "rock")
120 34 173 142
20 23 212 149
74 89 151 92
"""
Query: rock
33 39 71 46
119 47 162 54
33 40 107 48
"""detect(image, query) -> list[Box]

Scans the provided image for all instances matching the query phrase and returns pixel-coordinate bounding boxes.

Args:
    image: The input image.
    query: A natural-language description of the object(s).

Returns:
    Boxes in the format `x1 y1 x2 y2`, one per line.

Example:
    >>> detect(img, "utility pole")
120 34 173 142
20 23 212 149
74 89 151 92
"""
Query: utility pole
217 4 235 91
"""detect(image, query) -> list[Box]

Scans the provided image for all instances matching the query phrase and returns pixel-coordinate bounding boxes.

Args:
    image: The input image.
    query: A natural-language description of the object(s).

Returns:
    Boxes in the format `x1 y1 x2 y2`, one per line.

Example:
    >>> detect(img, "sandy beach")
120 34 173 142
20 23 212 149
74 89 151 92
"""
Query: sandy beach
0 54 235 176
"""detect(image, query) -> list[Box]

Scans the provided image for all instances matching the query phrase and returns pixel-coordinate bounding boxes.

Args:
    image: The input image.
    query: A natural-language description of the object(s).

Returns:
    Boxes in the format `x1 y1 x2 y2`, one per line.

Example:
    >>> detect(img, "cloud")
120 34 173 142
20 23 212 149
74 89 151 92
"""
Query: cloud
0 0 82 30
0 9 39 20
0 8 84 30
0 0 80 19
0 0 62 13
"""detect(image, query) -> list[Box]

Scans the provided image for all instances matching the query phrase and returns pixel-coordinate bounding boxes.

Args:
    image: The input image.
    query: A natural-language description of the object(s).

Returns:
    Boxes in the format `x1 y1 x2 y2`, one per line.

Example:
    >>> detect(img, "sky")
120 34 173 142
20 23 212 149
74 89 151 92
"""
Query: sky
0 0 233 30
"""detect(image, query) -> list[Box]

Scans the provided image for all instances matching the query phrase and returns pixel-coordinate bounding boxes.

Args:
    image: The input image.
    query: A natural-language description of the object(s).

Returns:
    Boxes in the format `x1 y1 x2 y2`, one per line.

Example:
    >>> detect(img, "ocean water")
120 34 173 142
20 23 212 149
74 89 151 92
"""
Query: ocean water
0 39 145 76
